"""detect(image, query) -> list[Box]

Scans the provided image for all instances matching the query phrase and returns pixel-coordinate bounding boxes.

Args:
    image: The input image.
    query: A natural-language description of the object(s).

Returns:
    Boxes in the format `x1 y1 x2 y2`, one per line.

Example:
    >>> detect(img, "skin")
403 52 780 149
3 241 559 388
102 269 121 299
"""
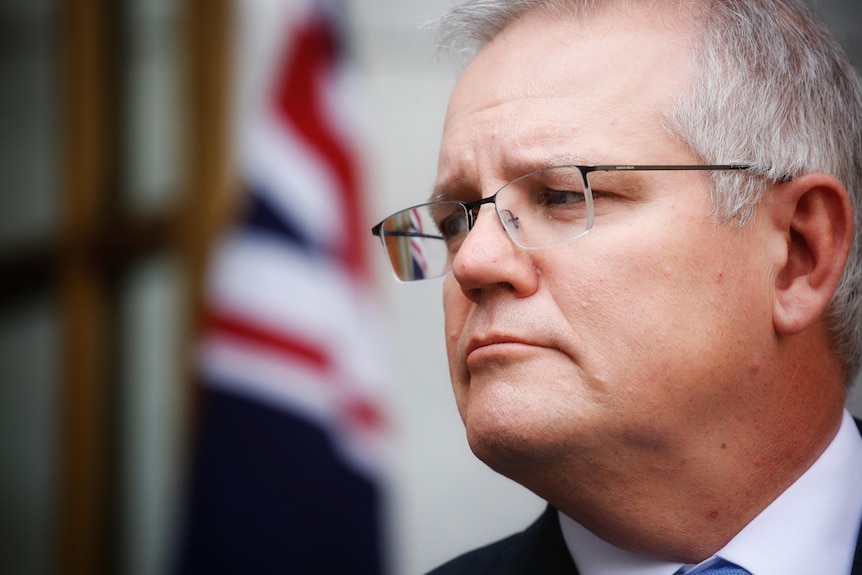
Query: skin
437 3 851 562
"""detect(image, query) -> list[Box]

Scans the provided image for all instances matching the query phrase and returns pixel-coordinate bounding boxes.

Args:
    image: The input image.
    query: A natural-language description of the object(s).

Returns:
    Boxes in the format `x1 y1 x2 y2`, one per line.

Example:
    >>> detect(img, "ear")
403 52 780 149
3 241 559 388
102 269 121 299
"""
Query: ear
769 173 853 335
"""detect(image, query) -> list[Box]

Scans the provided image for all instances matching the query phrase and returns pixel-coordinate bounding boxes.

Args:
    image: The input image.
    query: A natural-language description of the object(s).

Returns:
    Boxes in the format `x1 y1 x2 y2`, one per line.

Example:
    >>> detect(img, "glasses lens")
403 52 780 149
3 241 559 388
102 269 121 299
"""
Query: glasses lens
495 166 592 248
378 201 467 281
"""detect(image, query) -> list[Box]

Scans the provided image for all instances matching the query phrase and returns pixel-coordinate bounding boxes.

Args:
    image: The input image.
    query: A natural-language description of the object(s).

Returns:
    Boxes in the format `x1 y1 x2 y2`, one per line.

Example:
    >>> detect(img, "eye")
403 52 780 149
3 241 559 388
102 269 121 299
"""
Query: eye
436 212 469 242
534 188 586 205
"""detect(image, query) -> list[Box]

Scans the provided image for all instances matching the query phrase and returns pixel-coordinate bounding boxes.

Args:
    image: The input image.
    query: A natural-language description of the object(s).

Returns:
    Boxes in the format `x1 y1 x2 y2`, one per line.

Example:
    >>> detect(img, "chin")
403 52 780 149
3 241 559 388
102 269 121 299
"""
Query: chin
463 403 567 477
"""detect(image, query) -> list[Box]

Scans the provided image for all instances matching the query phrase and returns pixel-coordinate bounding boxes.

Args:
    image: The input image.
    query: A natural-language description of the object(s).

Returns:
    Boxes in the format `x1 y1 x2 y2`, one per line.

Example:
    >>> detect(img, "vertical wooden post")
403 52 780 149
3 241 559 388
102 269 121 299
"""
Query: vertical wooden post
178 0 235 402
55 0 112 573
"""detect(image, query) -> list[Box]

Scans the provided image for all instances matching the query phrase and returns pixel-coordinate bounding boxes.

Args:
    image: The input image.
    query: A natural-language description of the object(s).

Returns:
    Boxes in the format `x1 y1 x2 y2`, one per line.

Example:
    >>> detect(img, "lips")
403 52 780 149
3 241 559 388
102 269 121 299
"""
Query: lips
465 333 546 367
466 334 533 356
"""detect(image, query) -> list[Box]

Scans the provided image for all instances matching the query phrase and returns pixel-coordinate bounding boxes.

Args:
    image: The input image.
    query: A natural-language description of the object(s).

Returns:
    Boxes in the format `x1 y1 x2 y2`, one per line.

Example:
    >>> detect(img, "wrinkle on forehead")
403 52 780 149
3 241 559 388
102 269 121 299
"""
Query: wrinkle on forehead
434 142 596 202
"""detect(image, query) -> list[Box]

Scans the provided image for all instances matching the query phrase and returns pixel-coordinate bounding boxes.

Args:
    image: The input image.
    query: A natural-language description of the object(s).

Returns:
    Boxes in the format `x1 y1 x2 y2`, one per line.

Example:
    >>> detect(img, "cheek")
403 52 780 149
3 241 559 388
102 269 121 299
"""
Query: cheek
549 226 770 378
443 279 466 348
442 278 471 384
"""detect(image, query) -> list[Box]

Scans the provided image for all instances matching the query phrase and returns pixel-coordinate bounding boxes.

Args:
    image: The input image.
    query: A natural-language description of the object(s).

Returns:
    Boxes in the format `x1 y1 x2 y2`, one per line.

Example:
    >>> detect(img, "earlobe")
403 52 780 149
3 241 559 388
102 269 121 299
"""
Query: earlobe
771 173 853 335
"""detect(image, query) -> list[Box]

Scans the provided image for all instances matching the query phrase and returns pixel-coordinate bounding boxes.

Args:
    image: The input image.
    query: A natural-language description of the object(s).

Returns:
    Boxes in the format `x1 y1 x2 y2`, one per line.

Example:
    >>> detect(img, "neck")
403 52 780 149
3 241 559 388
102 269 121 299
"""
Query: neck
524 378 845 562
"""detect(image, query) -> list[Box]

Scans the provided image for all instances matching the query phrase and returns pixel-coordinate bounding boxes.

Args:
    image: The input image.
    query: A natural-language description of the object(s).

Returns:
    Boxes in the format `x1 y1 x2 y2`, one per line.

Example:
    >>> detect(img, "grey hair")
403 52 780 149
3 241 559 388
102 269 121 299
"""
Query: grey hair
436 0 862 382
436 0 587 54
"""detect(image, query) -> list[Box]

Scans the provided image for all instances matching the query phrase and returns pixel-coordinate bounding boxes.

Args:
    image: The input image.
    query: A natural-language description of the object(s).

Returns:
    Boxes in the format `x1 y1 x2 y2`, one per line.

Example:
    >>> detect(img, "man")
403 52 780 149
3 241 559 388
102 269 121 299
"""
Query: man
372 0 862 572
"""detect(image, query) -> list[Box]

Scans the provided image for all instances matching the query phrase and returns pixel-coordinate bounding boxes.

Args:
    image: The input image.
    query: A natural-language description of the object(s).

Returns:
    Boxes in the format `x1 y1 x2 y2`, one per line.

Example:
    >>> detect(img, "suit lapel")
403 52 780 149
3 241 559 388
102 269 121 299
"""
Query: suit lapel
494 505 580 575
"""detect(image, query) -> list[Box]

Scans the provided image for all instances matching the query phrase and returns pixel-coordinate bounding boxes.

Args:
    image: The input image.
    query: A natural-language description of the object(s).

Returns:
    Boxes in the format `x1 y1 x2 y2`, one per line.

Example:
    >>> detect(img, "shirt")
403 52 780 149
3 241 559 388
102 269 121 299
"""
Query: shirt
560 410 862 575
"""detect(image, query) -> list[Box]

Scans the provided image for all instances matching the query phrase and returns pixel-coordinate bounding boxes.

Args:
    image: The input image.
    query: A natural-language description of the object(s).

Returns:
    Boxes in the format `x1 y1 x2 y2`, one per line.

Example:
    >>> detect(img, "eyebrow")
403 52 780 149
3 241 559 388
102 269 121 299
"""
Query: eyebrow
430 153 593 202
430 173 472 202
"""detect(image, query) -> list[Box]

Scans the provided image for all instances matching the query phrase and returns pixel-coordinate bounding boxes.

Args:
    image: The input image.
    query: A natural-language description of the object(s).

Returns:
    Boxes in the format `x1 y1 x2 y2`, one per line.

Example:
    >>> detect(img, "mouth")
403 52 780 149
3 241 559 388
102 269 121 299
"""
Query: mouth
465 335 545 368
467 334 529 355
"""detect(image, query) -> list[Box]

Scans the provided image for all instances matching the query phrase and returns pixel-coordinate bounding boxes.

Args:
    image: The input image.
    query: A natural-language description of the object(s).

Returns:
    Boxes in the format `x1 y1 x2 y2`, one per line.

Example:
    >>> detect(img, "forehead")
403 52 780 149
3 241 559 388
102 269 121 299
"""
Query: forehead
437 4 697 185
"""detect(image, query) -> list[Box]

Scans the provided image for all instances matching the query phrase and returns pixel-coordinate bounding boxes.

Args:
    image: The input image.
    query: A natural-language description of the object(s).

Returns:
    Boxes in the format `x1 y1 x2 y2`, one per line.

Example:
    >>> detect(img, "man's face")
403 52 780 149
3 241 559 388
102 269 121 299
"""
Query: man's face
438 6 780 492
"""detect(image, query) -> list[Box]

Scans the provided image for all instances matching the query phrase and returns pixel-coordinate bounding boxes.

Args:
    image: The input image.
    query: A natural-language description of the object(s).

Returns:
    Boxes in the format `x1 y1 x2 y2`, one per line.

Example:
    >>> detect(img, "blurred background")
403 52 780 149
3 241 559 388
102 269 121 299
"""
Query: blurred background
0 0 859 574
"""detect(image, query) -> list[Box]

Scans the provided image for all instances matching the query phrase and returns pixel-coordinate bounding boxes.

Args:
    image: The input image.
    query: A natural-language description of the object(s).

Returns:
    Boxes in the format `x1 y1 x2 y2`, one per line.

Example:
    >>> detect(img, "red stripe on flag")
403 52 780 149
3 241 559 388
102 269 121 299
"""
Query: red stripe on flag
272 13 366 277
206 309 386 432
344 397 385 431
207 310 330 372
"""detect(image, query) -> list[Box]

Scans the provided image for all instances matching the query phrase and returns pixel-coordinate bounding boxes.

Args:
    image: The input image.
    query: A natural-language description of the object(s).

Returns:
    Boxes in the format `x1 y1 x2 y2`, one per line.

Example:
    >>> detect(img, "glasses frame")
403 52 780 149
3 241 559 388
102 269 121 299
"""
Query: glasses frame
371 164 770 282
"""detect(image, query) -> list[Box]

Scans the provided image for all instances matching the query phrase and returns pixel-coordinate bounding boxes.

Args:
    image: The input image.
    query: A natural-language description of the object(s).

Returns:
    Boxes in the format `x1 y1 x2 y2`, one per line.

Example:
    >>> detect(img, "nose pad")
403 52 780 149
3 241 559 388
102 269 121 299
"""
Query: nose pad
500 209 520 230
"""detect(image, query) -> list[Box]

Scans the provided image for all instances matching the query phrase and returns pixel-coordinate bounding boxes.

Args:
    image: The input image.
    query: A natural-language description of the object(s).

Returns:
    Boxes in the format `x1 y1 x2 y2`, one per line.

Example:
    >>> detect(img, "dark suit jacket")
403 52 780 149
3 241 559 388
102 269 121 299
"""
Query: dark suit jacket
428 419 862 574
427 505 578 574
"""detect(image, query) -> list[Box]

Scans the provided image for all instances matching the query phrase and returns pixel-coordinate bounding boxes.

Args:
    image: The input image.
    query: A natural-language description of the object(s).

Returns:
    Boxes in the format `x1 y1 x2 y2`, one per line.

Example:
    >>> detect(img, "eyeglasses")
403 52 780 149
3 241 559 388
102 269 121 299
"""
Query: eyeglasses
371 164 762 282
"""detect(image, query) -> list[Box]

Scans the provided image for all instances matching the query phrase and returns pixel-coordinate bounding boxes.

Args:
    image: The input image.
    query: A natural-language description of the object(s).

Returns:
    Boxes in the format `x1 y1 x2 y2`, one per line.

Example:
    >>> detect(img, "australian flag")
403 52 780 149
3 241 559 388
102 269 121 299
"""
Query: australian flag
175 0 389 573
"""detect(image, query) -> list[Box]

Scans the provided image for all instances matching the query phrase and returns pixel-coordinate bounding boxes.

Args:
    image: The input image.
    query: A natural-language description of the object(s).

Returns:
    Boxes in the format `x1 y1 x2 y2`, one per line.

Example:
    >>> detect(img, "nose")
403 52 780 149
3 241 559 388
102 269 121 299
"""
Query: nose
450 203 539 300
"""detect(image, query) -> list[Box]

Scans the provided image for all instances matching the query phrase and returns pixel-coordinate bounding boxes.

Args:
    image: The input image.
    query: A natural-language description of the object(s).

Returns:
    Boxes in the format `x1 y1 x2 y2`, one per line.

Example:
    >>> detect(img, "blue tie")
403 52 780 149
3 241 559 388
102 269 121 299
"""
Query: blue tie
690 559 752 574
700 567 750 575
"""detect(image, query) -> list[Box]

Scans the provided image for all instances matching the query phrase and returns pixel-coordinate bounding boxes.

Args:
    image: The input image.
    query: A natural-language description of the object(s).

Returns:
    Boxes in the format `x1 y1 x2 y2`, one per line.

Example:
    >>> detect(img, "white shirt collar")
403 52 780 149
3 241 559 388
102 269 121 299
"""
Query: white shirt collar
559 410 862 575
